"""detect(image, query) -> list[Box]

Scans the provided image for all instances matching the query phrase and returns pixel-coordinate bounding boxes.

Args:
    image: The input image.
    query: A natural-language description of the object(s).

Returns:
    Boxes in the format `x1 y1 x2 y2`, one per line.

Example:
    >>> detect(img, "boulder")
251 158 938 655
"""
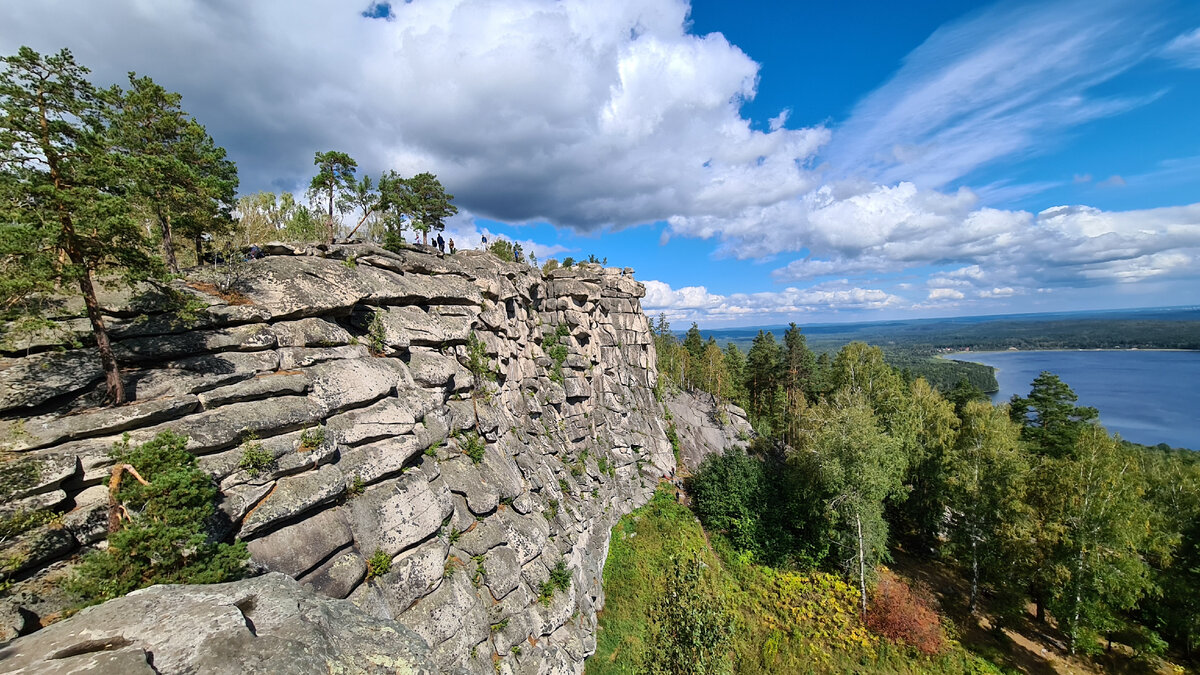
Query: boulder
0 573 440 674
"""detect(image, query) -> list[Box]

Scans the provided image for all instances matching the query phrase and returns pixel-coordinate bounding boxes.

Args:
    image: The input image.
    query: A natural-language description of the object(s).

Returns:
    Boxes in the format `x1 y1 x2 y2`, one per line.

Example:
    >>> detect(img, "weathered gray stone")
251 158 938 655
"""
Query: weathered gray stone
408 348 472 390
400 571 487 650
197 374 307 409
307 358 409 415
0 349 102 413
325 391 436 447
455 517 507 557
348 470 451 557
246 507 353 577
270 317 351 348
276 344 370 369
440 456 500 515
61 485 108 546
370 536 448 614
299 550 366 599
0 526 76 581
482 545 523 600
338 435 425 486
239 464 345 539
114 323 276 362
0 573 439 675
0 454 78 502
4 397 200 453
666 389 753 473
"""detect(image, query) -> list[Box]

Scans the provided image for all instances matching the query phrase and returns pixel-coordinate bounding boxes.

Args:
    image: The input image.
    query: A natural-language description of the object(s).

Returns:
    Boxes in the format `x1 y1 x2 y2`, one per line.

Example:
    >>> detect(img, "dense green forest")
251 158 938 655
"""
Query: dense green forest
615 317 1200 673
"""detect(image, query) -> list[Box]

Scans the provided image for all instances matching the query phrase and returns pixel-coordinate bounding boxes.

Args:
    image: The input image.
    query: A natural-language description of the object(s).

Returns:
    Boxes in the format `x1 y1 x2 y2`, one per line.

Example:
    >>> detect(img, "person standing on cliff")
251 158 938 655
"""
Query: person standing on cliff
436 233 445 254
448 238 456 254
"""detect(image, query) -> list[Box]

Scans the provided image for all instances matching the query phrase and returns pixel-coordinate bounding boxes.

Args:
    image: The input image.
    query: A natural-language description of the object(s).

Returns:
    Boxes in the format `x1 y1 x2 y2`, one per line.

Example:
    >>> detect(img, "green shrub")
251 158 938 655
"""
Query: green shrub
666 423 681 462
545 499 559 520
346 475 366 497
367 311 388 356
299 426 325 452
645 552 735 675
538 559 572 605
238 439 274 478
542 323 570 384
366 548 392 580
461 433 485 464
68 431 248 605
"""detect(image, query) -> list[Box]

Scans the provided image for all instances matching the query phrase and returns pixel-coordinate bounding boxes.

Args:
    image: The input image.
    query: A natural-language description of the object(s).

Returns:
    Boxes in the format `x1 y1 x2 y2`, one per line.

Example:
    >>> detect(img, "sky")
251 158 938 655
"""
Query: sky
3 0 1200 327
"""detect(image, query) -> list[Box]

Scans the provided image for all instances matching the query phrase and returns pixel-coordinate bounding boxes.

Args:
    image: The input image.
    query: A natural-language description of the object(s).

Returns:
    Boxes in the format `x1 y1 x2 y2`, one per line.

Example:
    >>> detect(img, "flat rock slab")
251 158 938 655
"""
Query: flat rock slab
348 470 451 557
0 349 102 413
239 464 345 539
247 508 353 578
5 396 200 453
0 573 440 675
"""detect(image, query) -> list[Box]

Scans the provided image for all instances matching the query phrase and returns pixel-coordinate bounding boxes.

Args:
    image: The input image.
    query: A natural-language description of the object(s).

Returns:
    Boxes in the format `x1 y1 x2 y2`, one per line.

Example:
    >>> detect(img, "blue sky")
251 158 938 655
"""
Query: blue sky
4 0 1199 326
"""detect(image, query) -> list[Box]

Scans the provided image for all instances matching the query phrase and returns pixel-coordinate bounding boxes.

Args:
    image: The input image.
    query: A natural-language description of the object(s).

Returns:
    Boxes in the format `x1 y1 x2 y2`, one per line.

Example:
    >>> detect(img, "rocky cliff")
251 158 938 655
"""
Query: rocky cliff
0 244 680 674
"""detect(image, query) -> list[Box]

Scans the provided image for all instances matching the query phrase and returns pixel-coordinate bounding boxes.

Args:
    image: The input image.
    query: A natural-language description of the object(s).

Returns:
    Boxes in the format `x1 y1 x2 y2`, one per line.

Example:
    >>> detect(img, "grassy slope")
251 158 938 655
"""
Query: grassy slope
589 486 1008 675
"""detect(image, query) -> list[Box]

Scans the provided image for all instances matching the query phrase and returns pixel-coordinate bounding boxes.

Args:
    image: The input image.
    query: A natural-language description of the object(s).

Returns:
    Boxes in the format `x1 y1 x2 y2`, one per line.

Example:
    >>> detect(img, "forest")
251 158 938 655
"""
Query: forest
638 316 1200 672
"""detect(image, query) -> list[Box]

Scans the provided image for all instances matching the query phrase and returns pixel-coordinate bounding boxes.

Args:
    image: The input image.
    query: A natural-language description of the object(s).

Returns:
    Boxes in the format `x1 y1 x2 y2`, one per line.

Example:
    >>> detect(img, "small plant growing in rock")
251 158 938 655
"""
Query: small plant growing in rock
449 526 463 544
238 436 274 478
367 311 388 356
464 332 496 432
366 548 392 580
544 499 559 520
490 617 509 632
425 437 444 458
541 323 570 384
346 475 366 498
461 433 485 464
511 645 522 656
666 423 681 462
342 254 357 268
299 426 325 452
473 555 486 586
558 478 570 493
538 559 572 605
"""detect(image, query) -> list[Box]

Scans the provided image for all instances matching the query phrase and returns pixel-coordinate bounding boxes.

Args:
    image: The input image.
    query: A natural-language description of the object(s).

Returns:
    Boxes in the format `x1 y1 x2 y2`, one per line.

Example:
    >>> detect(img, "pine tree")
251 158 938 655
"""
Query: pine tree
1009 371 1098 458
744 331 780 429
1 47 162 403
308 150 357 244
108 74 237 272
403 171 457 246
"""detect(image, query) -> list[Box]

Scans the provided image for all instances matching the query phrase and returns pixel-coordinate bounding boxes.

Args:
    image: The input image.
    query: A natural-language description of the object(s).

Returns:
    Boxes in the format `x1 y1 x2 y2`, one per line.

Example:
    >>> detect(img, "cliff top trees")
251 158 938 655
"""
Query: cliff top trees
0 47 161 403
108 74 237 272
308 150 357 244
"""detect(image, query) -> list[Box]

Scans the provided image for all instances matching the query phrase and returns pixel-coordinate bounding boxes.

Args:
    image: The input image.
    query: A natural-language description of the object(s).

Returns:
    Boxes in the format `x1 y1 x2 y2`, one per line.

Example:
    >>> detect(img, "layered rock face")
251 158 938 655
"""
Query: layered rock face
0 245 674 674
665 390 754 474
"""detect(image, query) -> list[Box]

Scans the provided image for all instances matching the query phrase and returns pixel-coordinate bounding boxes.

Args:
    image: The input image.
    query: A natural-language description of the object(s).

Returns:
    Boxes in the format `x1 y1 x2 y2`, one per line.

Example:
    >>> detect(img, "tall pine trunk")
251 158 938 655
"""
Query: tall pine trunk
158 210 179 273
67 238 124 404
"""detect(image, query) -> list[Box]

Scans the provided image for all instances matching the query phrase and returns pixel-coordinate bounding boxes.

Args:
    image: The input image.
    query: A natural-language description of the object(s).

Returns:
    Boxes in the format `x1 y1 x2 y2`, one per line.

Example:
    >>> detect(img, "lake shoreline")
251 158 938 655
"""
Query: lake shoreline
935 350 1199 450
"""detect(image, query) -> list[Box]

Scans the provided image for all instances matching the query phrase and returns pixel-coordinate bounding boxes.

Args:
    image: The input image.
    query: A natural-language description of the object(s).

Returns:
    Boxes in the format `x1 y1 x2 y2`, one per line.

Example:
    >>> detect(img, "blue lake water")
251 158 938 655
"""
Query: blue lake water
947 350 1200 450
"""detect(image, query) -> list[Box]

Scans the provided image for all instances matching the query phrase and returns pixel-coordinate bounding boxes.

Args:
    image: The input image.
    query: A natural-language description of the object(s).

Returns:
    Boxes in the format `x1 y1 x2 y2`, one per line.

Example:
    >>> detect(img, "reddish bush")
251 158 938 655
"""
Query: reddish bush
865 571 945 655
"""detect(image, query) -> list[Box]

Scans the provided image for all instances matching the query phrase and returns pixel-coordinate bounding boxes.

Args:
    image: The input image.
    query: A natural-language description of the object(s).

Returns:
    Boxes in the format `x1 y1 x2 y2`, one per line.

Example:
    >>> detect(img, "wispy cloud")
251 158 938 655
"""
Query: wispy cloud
825 0 1166 189
1163 27 1200 68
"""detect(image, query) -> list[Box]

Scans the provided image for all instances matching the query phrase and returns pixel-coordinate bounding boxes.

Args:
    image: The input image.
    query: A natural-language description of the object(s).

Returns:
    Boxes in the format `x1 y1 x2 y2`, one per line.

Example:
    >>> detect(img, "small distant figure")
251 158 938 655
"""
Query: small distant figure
481 234 487 248
436 233 445 254
448 238 456 254
247 244 263 260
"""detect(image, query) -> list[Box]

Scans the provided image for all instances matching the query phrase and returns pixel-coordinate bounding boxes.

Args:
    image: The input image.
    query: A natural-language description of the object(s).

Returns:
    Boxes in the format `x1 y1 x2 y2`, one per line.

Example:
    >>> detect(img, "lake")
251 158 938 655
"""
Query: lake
947 350 1200 450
